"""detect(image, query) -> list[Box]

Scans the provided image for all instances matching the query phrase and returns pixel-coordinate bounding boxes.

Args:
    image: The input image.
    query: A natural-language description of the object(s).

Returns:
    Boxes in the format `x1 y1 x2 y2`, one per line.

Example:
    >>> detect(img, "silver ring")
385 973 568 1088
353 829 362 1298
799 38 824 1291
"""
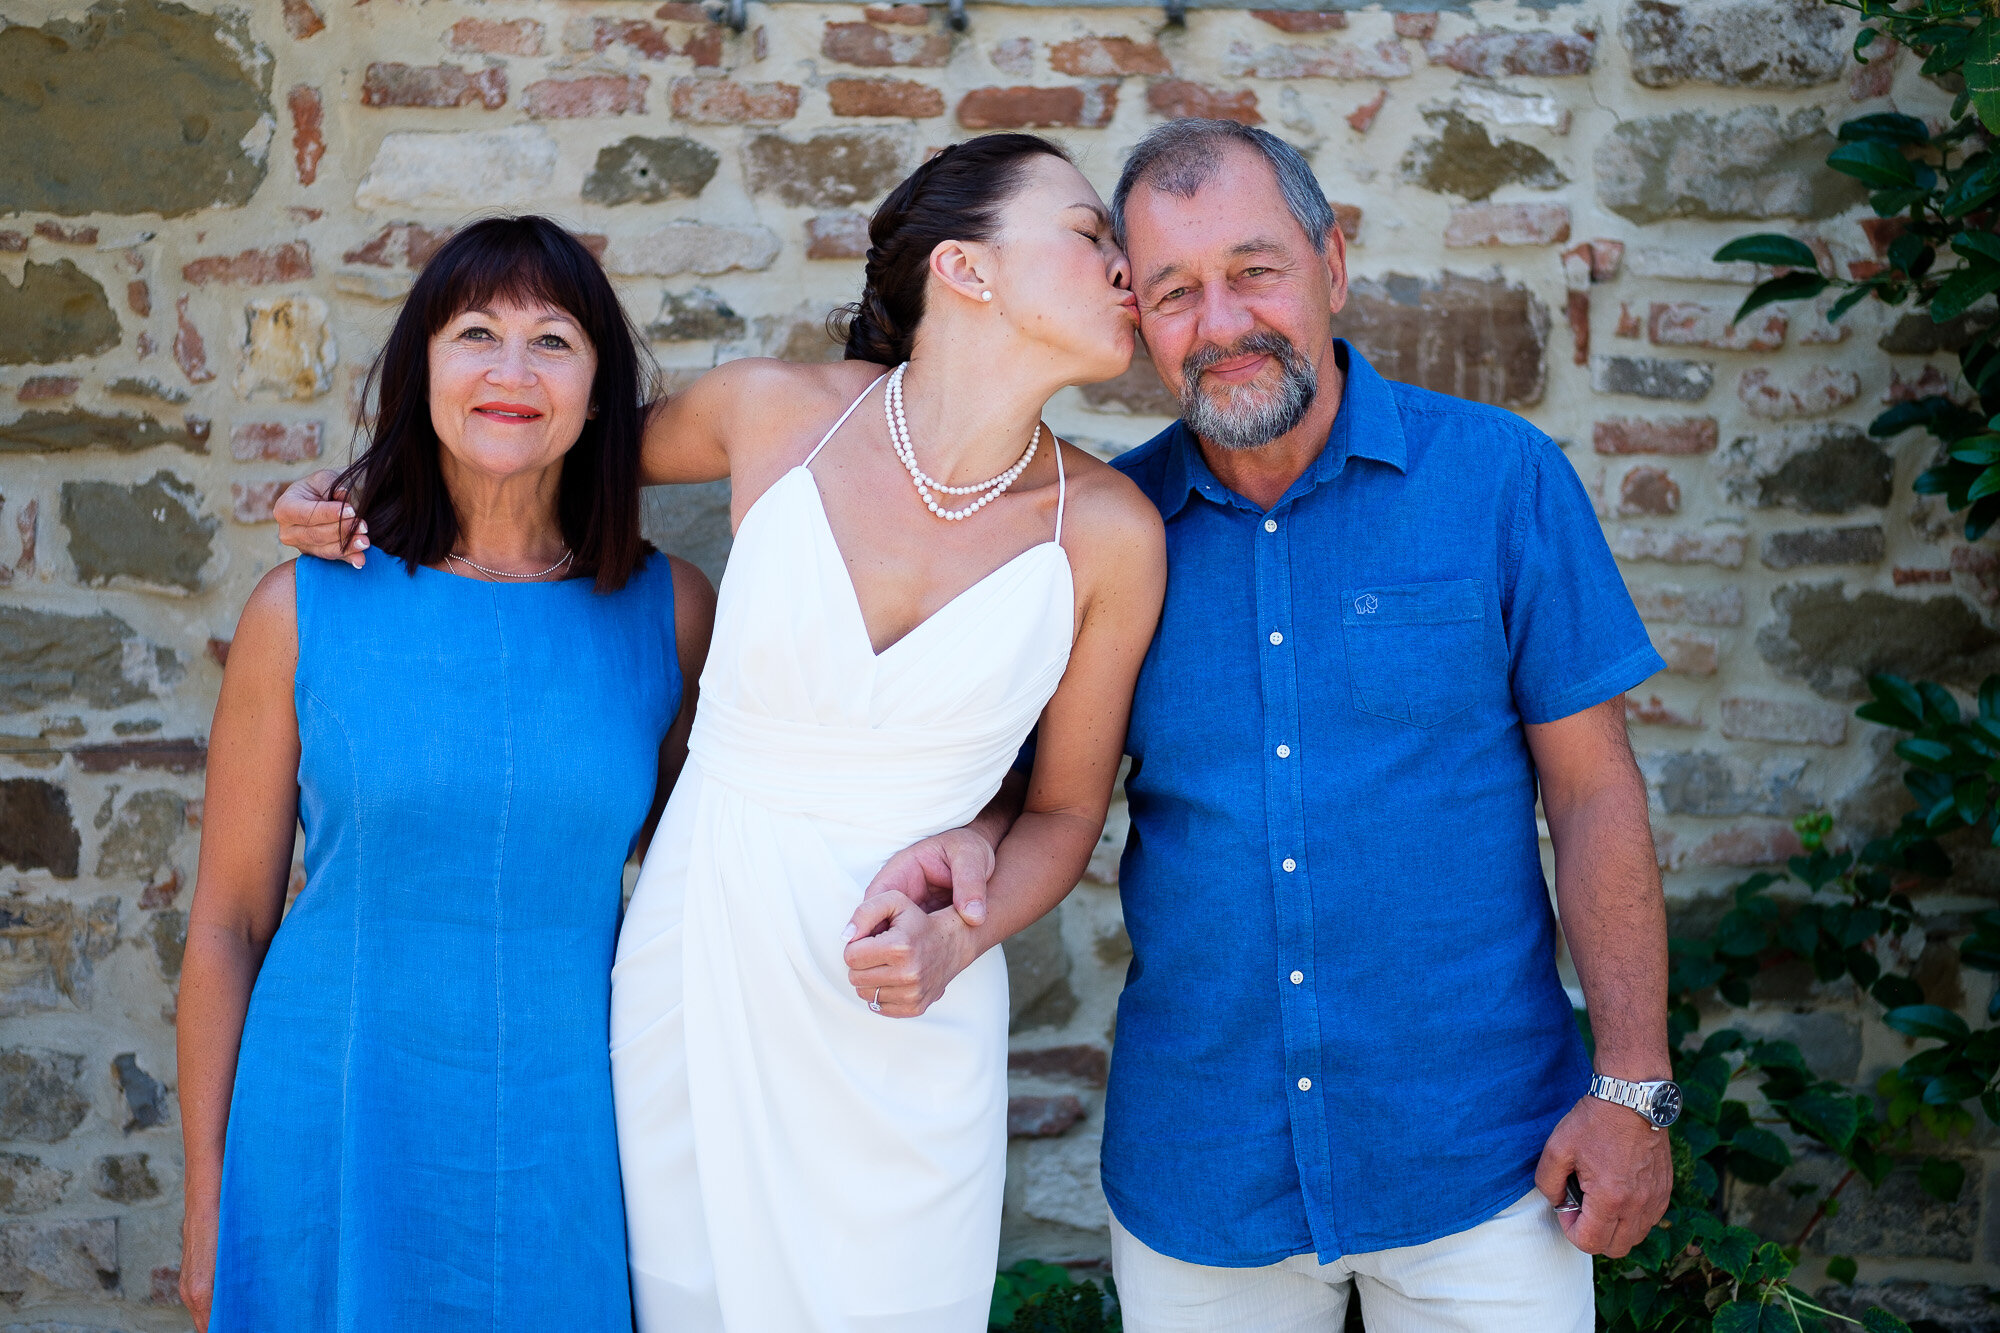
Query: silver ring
869 989 882 1013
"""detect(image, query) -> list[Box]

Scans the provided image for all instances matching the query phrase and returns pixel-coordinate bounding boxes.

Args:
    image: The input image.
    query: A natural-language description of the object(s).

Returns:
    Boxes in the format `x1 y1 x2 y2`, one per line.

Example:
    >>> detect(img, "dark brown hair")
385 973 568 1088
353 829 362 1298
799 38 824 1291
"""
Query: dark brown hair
337 215 649 592
832 133 1072 365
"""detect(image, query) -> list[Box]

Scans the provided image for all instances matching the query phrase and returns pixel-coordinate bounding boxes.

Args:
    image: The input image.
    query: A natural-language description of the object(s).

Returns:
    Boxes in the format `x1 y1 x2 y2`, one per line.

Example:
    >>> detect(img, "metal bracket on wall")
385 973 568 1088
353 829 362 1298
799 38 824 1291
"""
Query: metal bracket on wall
1164 0 1187 23
721 0 748 31
947 0 969 29
706 0 1384 31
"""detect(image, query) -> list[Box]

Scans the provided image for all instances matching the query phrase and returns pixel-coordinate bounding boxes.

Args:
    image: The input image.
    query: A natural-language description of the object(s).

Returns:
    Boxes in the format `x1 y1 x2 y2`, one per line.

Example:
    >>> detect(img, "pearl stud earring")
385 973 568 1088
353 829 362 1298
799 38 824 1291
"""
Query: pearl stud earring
980 290 993 302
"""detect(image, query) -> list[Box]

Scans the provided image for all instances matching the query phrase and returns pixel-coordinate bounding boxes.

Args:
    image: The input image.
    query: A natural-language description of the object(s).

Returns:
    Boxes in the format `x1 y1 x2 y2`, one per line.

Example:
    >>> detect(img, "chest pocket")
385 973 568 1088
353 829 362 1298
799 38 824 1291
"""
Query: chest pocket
1341 579 1486 728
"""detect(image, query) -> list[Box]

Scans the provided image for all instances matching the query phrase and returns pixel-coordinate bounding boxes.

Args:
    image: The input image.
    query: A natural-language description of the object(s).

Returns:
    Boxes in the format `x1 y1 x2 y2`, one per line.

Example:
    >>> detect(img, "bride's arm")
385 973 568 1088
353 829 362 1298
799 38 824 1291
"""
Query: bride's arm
842 460 1166 1018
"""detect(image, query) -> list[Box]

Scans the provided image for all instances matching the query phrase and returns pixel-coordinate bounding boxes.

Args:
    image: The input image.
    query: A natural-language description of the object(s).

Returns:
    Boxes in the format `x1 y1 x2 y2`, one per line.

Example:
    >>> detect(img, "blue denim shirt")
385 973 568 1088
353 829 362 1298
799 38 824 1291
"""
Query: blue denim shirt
1100 342 1664 1266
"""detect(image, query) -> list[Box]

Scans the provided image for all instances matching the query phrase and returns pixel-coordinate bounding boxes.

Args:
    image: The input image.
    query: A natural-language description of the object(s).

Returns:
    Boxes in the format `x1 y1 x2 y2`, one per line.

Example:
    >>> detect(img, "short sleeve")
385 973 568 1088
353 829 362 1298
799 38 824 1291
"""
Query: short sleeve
1502 436 1665 725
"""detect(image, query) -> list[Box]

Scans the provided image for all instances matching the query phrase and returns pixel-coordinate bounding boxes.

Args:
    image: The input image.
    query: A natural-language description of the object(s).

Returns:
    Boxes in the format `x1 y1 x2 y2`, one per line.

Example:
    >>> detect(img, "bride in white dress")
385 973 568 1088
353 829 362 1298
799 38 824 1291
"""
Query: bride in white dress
612 136 1164 1331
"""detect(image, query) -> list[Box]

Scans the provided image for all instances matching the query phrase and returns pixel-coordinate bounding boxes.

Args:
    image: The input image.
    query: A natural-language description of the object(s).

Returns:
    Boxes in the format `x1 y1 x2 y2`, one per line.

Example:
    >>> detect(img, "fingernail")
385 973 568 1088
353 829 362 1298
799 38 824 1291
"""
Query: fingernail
341 506 355 518
841 923 857 942
966 901 986 922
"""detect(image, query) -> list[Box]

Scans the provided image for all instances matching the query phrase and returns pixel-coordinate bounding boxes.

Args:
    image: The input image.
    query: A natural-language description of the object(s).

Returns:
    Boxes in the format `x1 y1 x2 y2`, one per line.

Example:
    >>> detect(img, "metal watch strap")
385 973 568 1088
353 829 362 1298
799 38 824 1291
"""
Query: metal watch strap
1590 1073 1661 1126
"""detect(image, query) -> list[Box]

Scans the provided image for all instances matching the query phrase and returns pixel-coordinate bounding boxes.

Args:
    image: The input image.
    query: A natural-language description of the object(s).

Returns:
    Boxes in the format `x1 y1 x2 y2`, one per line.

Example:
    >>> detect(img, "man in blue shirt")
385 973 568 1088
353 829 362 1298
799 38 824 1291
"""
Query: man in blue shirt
870 120 1676 1330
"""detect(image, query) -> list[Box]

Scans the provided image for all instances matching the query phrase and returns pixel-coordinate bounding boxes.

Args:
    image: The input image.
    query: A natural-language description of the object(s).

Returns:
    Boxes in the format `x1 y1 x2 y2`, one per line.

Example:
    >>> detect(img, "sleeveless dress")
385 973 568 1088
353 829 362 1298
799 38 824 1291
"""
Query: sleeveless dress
611 378 1074 1332
211 552 682 1332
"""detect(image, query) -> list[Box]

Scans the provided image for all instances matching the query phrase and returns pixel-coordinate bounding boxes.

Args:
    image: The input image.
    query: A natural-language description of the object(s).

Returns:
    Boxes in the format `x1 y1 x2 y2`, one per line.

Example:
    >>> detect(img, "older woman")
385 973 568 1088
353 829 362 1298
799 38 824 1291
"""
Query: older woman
176 216 713 1331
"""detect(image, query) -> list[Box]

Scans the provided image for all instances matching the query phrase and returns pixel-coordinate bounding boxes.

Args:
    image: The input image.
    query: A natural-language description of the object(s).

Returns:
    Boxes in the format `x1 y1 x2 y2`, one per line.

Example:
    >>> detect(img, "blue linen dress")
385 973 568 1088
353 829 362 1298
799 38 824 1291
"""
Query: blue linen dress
210 551 681 1331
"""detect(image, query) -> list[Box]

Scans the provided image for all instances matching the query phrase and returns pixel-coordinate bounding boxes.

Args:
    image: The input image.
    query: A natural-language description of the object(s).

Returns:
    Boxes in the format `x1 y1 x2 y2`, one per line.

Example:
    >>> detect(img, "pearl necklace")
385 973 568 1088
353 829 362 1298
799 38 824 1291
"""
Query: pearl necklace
445 548 574 581
885 362 1039 521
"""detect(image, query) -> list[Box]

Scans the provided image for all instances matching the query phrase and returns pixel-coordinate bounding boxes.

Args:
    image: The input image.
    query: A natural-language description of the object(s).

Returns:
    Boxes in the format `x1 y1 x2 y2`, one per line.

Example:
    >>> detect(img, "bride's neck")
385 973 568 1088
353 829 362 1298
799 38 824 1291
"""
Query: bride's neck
895 332 1068 486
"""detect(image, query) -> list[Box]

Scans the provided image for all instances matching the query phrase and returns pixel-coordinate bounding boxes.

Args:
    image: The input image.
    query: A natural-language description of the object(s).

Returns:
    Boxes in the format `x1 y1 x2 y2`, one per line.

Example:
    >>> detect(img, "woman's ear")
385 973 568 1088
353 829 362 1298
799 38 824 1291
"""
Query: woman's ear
928 238 994 307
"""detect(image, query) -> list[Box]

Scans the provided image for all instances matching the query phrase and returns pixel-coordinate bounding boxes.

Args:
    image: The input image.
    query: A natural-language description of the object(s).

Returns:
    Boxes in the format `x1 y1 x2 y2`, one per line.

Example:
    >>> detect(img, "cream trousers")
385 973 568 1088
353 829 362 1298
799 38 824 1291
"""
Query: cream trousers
1110 1190 1593 1333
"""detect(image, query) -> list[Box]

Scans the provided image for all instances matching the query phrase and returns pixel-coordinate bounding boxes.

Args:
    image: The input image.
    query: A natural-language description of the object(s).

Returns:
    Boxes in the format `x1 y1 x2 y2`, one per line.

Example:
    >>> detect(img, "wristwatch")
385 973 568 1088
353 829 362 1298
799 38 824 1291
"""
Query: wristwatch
1588 1073 1682 1129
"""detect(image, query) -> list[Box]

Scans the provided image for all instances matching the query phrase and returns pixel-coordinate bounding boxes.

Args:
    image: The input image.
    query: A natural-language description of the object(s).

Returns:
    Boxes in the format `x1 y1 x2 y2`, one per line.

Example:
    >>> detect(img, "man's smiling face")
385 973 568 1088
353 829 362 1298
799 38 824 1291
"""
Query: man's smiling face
1120 141 1349 451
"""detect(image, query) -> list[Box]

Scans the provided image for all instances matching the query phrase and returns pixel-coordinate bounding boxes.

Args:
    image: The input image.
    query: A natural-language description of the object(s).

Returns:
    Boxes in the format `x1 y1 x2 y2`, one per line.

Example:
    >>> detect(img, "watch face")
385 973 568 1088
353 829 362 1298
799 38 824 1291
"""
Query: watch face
1648 1083 1683 1128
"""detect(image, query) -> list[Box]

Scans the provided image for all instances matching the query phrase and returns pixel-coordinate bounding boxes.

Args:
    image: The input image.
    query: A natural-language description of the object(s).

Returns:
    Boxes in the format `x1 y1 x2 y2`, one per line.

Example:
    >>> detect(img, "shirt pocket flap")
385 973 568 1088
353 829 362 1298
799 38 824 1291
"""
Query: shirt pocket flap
1341 579 1483 628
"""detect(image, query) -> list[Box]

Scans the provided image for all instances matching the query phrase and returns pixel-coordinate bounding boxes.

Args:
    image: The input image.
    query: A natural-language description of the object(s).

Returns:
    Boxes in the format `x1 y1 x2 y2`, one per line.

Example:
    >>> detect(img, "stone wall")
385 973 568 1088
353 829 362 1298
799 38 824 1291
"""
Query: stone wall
0 0 1993 1324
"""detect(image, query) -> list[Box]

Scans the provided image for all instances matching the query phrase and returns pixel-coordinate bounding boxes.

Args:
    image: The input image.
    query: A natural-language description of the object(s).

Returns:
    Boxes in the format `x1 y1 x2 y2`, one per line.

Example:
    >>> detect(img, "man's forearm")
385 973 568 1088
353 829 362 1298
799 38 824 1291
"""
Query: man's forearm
1549 782 1669 1080
968 769 1029 853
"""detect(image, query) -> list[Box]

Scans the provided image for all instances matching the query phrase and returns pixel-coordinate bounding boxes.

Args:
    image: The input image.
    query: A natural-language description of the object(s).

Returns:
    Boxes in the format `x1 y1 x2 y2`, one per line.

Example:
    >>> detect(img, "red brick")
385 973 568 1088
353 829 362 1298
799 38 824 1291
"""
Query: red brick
1007 1094 1085 1138
230 480 291 525
72 738 207 774
282 0 324 39
1345 89 1386 132
173 297 215 385
1393 12 1439 38
1587 238 1624 281
18 376 79 402
655 2 713 18
1659 630 1720 676
11 497 34 575
183 241 314 287
685 25 724 66
1443 202 1570 247
1630 584 1743 625
958 84 1117 130
362 61 507 110
1893 566 1951 585
1425 29 1595 76
136 331 157 359
1860 215 1907 257
1738 366 1860 420
525 74 648 118
807 212 871 259
1567 290 1590 366
185 415 212 447
127 280 151 317
33 221 97 245
1719 696 1846 746
139 868 182 911
230 421 324 463
866 4 930 22
1884 364 1953 403
1332 203 1362 242
1146 79 1260 124
576 17 677 59
1648 302 1785 351
1849 259 1887 280
990 35 1033 75
1616 302 1642 338
1610 526 1745 567
1617 465 1680 517
206 637 231 668
344 223 453 270
288 85 324 186
149 1266 182 1306
1253 9 1347 30
1050 36 1171 76
1692 823 1803 868
0 231 24 251
1626 693 1701 728
828 77 943 118
1849 34 1898 100
448 17 544 56
1592 417 1717 455
822 21 952 67
1008 1044 1110 1085
671 77 800 124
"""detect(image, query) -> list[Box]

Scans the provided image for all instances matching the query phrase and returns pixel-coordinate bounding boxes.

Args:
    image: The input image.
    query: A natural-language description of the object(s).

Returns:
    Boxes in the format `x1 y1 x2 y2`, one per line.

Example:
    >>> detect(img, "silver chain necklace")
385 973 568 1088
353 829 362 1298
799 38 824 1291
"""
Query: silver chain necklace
444 548 575 581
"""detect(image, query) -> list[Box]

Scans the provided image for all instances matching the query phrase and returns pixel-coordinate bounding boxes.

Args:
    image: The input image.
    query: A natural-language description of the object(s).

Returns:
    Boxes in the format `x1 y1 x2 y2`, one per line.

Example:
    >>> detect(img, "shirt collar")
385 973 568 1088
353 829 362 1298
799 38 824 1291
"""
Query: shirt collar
1159 339 1408 519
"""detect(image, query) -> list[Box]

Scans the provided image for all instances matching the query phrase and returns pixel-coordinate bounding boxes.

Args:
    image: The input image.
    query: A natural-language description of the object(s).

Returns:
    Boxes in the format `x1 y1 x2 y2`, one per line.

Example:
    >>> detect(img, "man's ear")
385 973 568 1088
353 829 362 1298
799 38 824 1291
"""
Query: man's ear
1324 222 1350 318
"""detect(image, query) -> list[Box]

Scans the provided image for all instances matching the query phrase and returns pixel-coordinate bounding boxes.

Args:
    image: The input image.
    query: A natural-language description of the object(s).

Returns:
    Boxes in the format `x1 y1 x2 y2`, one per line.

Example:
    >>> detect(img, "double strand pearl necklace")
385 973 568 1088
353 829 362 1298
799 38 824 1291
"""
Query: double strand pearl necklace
885 362 1039 522
445 548 574 581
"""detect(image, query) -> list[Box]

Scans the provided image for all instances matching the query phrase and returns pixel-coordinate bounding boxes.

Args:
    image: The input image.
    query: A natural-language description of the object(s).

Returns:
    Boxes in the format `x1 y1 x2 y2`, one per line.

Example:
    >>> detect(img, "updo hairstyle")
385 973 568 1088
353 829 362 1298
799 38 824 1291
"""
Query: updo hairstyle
832 133 1072 366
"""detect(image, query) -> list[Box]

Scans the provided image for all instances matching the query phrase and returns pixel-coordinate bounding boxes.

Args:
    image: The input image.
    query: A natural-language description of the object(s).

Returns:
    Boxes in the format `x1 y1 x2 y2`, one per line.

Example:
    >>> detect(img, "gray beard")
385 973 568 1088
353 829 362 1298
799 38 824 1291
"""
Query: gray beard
1178 333 1318 453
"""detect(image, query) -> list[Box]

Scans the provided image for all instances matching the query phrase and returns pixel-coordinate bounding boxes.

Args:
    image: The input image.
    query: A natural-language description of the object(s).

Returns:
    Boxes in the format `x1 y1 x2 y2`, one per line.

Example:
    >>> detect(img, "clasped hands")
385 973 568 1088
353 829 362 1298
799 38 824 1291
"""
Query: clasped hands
841 827 994 1019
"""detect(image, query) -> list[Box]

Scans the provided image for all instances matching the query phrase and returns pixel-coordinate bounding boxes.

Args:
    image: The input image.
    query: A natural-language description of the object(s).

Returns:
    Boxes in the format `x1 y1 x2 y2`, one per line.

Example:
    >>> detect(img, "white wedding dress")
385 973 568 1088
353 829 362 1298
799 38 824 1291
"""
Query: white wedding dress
610 376 1074 1332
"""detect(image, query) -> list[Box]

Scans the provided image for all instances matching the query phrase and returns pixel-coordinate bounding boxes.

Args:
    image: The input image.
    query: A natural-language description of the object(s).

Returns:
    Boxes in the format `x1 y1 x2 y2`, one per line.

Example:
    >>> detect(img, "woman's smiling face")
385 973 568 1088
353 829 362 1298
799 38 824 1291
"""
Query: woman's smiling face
428 297 600 483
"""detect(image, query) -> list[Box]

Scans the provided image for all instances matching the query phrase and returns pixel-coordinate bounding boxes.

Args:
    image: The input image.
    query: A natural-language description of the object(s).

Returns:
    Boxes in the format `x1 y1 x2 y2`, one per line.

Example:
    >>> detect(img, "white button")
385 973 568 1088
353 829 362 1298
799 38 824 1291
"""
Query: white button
1264 518 1278 533
1275 744 1291 758
1290 970 1304 984
1282 858 1297 872
1297 1077 1312 1091
1269 631 1283 646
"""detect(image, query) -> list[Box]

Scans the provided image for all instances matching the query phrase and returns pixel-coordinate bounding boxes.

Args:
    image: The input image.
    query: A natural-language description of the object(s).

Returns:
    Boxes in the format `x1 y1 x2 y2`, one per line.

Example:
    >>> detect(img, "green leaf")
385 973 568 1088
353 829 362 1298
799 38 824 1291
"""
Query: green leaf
1954 230 2000 268
1826 1255 1858 1285
1714 234 1823 269
1733 271 1829 323
1967 19 2000 135
1873 973 1927 1009
1703 1226 1757 1279
1712 1301 1764 1333
1932 263 2000 323
1860 1310 1915 1333
1786 1087 1863 1150
1869 674 1926 726
1970 466 2000 503
1896 737 1955 769
1829 139 1918 187
1920 1156 1968 1202
1884 1004 1971 1042
1839 112 1931 145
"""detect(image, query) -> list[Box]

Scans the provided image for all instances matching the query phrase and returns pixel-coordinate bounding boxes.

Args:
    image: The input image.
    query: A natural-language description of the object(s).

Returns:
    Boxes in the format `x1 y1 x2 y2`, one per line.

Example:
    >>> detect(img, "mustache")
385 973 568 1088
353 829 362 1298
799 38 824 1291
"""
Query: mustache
1180 331 1306 385
1176 330 1317 452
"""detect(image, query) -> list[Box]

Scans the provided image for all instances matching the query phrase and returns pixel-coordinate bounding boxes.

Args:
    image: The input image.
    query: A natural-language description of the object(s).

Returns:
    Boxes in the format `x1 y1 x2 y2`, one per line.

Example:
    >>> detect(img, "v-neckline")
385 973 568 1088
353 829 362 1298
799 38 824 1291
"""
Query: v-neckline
787 466 1066 661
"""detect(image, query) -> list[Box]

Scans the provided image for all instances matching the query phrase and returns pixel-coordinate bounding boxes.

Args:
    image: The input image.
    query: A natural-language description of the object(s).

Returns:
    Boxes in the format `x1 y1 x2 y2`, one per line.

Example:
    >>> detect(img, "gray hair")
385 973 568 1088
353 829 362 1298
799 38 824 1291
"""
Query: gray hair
1111 119 1337 253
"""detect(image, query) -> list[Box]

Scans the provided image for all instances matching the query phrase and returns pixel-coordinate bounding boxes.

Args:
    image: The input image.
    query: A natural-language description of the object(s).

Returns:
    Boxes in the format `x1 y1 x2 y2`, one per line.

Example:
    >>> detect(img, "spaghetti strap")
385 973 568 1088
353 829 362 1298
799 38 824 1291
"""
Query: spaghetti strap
803 374 887 468
1052 436 1067 546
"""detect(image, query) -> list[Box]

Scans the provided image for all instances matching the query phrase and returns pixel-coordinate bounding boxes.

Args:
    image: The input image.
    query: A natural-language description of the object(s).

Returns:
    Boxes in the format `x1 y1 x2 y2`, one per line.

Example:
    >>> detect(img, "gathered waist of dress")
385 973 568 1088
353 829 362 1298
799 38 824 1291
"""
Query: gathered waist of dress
686 699 1025 838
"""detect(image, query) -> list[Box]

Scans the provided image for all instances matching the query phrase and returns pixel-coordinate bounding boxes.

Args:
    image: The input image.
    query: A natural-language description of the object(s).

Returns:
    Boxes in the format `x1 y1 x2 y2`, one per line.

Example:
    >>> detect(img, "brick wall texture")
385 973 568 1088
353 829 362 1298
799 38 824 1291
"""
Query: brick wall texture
1 0 1994 1323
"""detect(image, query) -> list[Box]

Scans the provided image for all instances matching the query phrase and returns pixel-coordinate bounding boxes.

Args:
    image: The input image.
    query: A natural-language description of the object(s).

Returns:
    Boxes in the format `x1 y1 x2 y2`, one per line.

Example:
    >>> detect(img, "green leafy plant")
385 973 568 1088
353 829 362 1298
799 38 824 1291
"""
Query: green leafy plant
991 1260 1121 1332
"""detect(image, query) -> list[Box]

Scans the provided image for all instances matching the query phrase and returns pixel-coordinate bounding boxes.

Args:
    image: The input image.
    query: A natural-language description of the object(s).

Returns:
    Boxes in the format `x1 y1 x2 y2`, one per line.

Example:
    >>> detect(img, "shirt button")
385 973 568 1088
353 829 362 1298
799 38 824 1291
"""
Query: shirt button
1264 518 1278 533
1297 1077 1312 1091
1282 858 1297 872
1275 744 1291 759
1290 970 1304 984
1269 631 1283 646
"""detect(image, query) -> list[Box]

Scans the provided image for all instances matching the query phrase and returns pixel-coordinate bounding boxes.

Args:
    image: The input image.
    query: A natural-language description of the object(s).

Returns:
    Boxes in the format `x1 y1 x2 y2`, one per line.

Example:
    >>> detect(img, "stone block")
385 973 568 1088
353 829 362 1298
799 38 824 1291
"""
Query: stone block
1336 273 1548 406
1647 302 1785 351
183 242 314 288
1610 525 1746 567
1738 365 1861 419
1256 10 1348 31
1618 465 1680 516
1394 12 1440 38
0 410 204 456
60 471 216 592
1009 1045 1110 1087
229 481 286 524
757 309 845 364
646 289 746 344
1426 29 1595 76
743 130 908 209
1455 83 1570 133
355 127 560 210
1597 107 1863 221
1592 356 1715 401
1716 425 1892 513
90 1153 158 1203
958 85 1117 130
0 1 270 217
1622 0 1848 88
95 790 186 882
1221 40 1413 80
583 136 719 205
1879 310 1993 355
1444 203 1571 248
989 36 1034 75
1815 1159 1981 1260
604 224 781 278
0 1153 70 1215
1757 583 2000 699
1401 108 1565 200
1145 80 1261 125
1594 417 1717 455
237 296 337 402
1819 1280 2000 1333
0 262 120 368
0 1217 117 1294
1006 912 1076 1033
1659 630 1719 675
1762 525 1886 569
230 421 323 463
642 481 732 585
1049 37 1170 76
112 1053 168 1132
148 910 186 981
1008 1095 1085 1138
1019 1130 1107 1231
0 606 178 714
1079 359 1181 419
0 896 117 1016
104 377 184 405
362 62 506 110
1690 821 1804 866
449 17 544 56
821 21 952 67
72 739 203 774
1627 693 1701 727
289 84 324 187
1637 749 1814 817
1631 584 1744 624
0 1049 88 1143
524 74 648 119
343 224 453 271
17 378 79 403
829 77 945 118
806 212 870 260
1719 696 1848 745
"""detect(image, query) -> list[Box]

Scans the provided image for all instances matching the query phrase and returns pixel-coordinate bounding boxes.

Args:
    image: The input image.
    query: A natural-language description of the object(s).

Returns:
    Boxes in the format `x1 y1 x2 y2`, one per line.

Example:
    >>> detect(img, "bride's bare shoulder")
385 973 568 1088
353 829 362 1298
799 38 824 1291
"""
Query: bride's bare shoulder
697 357 890 437
1054 441 1165 550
